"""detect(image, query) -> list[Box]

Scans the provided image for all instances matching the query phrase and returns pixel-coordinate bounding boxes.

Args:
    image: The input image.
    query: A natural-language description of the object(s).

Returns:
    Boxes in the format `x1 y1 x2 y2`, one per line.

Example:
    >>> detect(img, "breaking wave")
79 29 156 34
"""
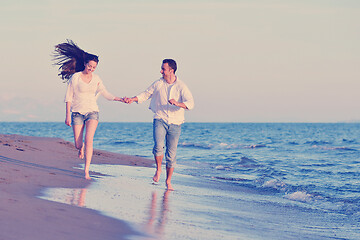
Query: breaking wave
179 142 266 150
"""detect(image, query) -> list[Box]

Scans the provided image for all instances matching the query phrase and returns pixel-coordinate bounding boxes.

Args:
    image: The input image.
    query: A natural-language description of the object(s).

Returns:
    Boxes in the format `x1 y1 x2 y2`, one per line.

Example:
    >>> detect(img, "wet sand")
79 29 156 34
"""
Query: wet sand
0 134 153 240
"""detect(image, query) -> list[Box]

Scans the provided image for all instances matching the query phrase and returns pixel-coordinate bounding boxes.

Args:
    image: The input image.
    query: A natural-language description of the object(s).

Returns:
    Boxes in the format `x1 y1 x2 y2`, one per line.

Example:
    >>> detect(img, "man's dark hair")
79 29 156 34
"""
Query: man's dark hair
163 59 177 73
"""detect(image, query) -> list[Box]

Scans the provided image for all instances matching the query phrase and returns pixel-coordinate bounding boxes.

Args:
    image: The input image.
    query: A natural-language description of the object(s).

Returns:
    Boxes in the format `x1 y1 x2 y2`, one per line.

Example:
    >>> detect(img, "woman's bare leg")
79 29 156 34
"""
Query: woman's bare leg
84 120 98 180
72 124 85 159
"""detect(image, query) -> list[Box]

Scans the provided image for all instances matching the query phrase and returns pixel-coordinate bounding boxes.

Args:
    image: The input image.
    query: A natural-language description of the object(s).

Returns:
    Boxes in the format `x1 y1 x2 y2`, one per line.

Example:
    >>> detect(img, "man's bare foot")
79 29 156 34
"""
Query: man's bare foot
78 145 84 159
153 170 161 182
166 182 174 191
85 173 91 180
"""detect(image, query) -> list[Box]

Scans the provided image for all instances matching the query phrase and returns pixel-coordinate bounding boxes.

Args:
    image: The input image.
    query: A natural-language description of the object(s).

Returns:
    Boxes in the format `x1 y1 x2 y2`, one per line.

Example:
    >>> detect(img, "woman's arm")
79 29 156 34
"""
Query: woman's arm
96 77 116 101
65 102 72 126
114 97 125 102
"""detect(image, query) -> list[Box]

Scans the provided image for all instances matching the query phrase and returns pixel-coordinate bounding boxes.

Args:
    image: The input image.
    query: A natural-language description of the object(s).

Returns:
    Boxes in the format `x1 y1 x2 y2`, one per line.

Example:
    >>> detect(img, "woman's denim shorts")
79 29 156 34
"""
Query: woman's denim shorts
71 112 99 125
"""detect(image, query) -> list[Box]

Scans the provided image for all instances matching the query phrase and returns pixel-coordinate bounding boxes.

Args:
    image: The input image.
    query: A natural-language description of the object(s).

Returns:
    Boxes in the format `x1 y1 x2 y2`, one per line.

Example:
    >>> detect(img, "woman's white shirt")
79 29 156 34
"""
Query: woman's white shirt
64 72 115 114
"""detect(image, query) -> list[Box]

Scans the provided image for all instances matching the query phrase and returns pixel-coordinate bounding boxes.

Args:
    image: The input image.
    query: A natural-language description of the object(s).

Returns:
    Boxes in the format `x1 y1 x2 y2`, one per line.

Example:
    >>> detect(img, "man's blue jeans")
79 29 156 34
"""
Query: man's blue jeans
152 119 182 168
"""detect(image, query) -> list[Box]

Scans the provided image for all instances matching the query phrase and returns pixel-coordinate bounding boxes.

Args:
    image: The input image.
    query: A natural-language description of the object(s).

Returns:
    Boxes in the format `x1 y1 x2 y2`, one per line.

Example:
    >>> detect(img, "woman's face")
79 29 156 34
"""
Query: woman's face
83 60 97 74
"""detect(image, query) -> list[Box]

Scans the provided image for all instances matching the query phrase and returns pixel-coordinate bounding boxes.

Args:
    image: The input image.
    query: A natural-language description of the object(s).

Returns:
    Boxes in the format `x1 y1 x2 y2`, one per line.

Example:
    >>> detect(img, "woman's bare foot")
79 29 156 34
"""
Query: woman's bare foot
153 170 161 182
85 172 91 180
78 145 84 159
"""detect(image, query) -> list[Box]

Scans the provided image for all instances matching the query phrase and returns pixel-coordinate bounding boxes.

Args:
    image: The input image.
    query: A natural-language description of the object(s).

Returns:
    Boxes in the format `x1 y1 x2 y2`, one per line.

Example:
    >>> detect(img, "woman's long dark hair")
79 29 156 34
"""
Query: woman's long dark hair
53 39 99 81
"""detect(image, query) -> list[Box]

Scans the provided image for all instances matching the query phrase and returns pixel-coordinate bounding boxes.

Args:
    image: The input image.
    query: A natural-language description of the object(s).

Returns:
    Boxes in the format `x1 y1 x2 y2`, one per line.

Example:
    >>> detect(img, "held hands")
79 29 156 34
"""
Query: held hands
114 96 136 104
123 97 133 104
123 97 137 104
115 96 182 107
113 97 126 103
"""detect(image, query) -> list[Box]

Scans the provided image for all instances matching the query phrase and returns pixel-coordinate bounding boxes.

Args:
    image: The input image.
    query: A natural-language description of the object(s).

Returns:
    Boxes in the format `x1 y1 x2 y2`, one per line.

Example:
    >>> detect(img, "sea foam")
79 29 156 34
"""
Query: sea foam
285 191 313 202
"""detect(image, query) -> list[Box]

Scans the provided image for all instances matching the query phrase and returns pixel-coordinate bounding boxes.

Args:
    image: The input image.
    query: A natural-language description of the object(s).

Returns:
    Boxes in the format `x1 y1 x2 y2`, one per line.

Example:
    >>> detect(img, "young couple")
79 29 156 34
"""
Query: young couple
53 40 194 191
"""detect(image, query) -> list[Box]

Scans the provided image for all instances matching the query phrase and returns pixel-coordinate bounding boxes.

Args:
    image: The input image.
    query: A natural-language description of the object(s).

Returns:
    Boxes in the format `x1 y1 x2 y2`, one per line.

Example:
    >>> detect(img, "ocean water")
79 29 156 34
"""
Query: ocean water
1 122 360 239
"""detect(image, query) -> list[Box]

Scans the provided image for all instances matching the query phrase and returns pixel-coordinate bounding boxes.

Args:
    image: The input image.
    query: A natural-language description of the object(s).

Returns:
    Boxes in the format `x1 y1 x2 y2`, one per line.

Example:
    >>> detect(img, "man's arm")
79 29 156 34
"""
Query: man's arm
168 99 188 109
168 83 194 110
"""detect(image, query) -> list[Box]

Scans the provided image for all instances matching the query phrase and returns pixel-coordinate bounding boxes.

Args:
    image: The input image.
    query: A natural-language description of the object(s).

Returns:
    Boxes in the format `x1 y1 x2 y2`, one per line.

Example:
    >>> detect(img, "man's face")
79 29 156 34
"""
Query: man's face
160 63 172 80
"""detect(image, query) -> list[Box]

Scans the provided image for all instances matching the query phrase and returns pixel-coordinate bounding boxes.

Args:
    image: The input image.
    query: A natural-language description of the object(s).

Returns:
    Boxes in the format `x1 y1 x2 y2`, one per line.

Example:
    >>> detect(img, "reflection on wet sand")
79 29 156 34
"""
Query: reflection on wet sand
66 188 87 207
145 190 171 237
62 186 172 238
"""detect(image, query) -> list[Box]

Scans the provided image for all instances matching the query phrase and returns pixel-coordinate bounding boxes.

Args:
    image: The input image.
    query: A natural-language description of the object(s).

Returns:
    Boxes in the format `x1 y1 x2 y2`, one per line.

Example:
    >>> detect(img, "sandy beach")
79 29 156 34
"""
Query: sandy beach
2 124 359 240
0 134 153 240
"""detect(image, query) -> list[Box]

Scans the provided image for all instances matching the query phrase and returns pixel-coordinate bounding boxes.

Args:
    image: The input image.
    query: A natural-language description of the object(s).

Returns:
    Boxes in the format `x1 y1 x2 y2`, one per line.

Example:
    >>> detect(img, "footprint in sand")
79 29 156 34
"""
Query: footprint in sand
8 199 18 203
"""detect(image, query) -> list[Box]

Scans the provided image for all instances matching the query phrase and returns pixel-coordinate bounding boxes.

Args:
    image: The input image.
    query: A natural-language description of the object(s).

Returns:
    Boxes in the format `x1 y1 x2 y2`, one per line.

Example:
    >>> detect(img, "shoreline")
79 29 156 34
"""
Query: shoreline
0 134 153 240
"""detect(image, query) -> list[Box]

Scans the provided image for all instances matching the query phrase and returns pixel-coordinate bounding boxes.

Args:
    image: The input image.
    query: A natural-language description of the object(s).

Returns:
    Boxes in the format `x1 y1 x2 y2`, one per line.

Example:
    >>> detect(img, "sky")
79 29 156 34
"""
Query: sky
0 0 359 123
